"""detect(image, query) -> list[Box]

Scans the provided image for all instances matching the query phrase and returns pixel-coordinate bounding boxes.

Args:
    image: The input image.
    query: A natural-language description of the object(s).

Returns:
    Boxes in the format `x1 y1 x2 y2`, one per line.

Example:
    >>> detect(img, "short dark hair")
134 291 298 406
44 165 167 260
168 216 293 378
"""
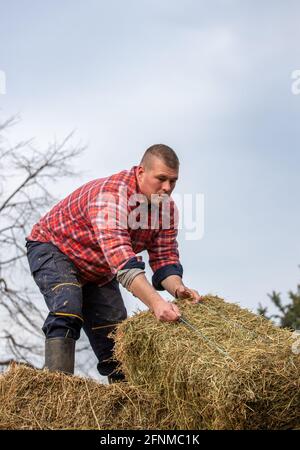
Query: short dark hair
140 144 179 170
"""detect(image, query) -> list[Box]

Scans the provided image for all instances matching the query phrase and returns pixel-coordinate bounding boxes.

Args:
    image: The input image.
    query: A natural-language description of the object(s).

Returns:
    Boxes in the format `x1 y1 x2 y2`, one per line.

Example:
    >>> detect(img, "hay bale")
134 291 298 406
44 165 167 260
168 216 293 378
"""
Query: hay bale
114 295 300 430
0 363 172 430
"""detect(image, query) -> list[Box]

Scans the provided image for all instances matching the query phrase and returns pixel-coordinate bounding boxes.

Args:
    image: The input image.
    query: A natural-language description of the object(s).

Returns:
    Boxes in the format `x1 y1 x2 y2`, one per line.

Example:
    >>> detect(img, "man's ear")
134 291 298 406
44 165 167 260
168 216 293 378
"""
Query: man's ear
136 165 145 180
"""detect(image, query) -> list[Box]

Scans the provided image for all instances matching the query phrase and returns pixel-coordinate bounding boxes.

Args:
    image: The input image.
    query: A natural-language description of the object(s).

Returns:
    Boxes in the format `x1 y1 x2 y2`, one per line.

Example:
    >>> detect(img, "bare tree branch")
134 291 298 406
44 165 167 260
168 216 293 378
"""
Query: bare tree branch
0 114 96 376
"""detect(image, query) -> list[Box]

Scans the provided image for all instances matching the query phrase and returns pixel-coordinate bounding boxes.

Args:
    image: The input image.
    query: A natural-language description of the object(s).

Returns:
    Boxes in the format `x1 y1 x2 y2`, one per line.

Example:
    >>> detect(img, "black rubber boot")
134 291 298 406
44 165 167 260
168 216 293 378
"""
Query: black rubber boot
45 337 75 374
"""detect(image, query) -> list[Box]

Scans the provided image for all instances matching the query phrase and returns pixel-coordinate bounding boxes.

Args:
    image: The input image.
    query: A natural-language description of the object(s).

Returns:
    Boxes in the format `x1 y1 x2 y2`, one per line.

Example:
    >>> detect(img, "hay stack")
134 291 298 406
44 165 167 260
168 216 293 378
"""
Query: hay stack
0 363 172 430
114 295 300 430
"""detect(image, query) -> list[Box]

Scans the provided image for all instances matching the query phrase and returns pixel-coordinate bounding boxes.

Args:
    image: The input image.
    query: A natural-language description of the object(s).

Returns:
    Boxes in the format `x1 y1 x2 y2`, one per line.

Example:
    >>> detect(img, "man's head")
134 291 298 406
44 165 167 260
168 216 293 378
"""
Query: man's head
136 144 179 202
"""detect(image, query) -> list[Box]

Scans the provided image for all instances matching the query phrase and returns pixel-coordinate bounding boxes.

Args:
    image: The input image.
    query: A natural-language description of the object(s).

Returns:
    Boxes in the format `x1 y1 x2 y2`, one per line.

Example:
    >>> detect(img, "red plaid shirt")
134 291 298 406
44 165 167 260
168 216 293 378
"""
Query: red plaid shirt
27 166 181 285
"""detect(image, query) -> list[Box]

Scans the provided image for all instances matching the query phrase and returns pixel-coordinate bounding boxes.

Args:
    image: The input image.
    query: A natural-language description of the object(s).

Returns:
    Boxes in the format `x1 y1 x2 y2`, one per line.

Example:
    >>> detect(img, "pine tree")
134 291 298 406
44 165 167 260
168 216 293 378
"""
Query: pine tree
258 268 300 329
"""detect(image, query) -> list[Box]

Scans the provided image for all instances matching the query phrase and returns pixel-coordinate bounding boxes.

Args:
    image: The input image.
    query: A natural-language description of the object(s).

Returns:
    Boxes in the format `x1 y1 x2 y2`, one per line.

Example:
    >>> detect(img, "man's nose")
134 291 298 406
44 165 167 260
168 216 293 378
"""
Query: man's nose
162 181 171 193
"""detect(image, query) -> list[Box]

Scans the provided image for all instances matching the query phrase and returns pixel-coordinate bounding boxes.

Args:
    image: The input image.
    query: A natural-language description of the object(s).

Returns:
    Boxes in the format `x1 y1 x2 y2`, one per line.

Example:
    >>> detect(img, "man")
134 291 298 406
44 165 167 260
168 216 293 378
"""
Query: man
26 144 201 382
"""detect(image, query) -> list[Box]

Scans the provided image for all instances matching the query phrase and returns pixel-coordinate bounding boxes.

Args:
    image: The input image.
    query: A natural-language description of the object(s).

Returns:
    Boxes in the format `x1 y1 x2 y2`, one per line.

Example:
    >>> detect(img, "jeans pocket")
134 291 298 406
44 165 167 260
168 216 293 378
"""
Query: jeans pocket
52 252 79 282
31 253 57 295
27 252 54 275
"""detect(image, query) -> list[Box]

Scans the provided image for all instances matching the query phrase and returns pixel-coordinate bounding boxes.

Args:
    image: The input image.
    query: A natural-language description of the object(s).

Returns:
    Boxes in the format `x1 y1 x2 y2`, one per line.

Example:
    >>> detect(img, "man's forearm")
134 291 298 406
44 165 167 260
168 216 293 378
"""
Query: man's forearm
161 275 184 298
129 273 182 322
129 273 164 311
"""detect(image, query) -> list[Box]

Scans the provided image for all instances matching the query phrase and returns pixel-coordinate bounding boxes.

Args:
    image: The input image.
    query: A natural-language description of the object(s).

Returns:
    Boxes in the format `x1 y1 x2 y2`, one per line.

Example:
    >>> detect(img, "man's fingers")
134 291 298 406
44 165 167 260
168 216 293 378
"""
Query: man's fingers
186 290 203 303
177 287 193 299
170 303 181 320
175 286 204 303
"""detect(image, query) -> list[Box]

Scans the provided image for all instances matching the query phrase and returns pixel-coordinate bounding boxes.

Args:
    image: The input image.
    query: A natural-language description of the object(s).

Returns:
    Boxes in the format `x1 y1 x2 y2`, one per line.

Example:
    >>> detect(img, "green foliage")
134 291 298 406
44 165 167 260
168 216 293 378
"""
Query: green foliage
258 269 300 330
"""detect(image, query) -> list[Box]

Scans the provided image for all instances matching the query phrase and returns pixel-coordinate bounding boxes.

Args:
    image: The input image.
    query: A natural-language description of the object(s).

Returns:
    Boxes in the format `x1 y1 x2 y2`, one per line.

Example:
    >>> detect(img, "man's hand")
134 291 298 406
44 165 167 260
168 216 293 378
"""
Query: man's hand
153 299 181 322
160 275 203 304
175 285 203 303
129 273 181 322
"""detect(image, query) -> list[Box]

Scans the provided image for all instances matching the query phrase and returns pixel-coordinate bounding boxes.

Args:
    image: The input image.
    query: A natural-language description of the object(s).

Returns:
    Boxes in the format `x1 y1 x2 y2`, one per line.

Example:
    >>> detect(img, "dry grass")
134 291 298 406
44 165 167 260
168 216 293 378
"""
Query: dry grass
0 363 172 430
114 295 300 430
1 295 299 430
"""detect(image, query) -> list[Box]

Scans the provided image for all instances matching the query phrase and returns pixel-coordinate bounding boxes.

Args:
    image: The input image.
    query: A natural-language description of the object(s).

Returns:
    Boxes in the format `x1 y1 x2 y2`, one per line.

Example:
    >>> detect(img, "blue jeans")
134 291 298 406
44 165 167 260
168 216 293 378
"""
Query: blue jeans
26 240 127 376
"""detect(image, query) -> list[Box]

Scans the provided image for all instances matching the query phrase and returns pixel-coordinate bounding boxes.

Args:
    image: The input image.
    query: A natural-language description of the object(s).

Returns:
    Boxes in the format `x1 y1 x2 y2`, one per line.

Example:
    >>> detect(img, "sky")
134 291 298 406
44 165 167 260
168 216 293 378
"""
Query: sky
1 0 300 323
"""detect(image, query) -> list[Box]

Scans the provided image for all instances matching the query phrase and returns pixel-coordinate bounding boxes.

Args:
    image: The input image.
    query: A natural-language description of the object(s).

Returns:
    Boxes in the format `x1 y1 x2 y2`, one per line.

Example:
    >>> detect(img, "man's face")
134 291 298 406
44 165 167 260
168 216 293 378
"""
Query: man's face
136 157 179 202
